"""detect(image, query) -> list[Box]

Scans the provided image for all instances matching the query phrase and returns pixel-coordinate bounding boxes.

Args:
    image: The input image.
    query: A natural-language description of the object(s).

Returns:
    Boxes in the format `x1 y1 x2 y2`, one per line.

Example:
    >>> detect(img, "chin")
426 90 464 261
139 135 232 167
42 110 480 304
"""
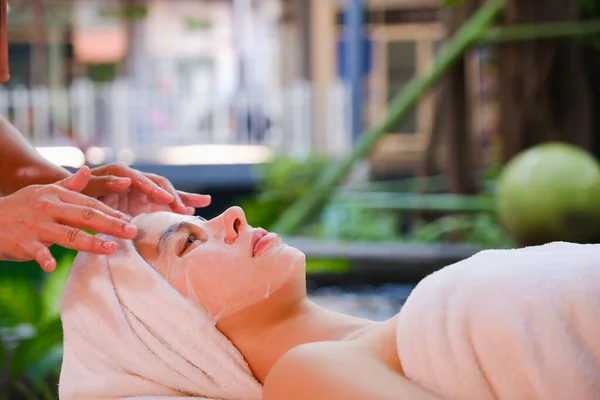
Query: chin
281 247 306 282
267 242 306 270
262 245 307 298
216 252 307 329
287 245 306 270
278 248 307 291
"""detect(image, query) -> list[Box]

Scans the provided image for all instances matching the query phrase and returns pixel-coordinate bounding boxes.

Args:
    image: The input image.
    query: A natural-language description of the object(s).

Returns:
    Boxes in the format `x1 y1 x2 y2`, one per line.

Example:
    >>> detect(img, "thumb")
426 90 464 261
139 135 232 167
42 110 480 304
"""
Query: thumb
56 166 91 193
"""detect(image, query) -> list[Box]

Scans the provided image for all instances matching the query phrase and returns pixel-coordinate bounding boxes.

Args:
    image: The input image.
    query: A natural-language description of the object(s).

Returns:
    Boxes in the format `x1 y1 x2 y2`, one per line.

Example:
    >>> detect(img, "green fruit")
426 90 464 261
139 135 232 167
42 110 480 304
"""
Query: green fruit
497 142 600 245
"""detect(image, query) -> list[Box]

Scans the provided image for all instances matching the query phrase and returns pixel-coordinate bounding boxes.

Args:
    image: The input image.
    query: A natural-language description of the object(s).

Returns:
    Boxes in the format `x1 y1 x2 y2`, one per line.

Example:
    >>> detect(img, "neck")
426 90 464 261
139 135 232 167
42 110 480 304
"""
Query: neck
217 276 374 383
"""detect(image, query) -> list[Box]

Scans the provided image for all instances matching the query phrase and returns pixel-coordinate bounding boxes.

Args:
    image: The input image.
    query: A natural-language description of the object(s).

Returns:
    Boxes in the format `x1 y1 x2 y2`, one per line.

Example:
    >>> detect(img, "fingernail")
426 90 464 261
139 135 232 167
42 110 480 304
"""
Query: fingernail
124 225 137 235
186 207 195 214
43 260 54 271
102 241 117 251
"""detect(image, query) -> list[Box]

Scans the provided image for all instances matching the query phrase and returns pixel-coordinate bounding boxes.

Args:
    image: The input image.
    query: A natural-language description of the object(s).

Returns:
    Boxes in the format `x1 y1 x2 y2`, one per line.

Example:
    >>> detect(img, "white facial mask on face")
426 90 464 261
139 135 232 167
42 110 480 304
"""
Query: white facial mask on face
135 209 305 323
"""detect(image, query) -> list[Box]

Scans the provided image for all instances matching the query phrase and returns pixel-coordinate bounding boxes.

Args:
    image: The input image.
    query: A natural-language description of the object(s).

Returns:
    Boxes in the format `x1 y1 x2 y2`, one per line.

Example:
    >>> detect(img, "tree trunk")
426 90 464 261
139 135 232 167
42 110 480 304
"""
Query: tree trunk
581 2 600 161
584 47 600 160
498 0 592 163
439 2 480 194
419 89 443 181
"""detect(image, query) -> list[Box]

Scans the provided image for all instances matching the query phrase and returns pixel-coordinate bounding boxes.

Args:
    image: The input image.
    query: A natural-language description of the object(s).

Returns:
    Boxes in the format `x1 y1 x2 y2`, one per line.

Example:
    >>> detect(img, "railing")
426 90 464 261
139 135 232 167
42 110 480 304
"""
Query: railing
0 78 352 164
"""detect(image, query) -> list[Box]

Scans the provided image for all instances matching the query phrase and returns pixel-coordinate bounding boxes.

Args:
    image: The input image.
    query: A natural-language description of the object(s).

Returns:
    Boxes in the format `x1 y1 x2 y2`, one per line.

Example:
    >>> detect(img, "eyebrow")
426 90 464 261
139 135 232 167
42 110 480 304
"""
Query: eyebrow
156 222 196 253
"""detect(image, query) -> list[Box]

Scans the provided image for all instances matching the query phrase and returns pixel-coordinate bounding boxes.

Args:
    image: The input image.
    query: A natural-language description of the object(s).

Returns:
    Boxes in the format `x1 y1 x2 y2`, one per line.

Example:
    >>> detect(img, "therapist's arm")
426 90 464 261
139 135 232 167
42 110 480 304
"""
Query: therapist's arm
0 116 70 195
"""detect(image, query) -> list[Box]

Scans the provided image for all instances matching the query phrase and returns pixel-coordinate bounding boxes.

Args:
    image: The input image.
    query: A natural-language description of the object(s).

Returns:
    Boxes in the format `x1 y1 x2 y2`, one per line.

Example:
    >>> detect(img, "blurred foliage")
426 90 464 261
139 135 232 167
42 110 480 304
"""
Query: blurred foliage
311 204 400 242
87 63 119 84
0 248 74 399
305 259 352 274
186 17 213 31
99 4 149 21
579 0 600 49
580 0 598 13
411 212 514 247
239 156 330 230
240 156 511 248
442 0 466 6
312 199 512 247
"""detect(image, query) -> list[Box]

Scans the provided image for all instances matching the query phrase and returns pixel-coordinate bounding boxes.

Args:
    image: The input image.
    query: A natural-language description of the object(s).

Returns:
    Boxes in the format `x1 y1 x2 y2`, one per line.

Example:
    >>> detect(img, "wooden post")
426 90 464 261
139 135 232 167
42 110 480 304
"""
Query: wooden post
439 1 481 195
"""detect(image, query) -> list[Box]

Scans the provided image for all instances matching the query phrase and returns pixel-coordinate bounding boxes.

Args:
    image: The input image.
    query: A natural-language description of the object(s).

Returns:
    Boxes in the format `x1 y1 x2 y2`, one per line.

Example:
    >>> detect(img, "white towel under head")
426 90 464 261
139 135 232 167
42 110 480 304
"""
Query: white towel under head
59 237 262 400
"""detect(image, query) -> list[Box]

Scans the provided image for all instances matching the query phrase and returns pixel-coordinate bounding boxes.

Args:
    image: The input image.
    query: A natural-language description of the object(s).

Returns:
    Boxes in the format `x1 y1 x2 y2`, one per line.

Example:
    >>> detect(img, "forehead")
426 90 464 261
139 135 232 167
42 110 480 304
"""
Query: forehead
132 212 199 262
133 212 197 240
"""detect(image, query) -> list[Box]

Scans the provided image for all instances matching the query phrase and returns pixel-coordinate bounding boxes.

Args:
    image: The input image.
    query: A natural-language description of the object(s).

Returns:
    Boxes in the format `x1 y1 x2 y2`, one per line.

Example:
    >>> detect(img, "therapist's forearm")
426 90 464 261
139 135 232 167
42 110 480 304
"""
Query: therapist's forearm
0 116 71 195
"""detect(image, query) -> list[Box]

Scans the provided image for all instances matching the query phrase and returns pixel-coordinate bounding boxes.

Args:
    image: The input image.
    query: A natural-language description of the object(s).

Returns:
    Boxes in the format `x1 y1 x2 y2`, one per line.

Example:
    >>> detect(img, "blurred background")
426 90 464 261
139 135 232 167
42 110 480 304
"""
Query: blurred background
2 0 600 396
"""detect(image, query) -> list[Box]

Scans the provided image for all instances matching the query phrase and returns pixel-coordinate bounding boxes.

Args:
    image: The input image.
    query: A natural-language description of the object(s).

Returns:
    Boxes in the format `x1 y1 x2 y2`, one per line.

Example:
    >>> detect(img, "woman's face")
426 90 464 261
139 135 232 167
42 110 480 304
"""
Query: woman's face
132 206 305 320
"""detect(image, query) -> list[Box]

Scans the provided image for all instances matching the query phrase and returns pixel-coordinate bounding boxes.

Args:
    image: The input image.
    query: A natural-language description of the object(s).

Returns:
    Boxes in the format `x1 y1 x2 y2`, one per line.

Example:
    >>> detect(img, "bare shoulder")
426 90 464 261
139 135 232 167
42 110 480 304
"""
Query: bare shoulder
263 340 438 400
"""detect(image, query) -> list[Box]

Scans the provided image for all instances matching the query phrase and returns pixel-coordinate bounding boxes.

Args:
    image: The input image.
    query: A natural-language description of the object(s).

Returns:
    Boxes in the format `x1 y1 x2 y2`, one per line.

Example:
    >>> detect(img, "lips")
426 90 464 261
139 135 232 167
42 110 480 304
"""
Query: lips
251 228 280 257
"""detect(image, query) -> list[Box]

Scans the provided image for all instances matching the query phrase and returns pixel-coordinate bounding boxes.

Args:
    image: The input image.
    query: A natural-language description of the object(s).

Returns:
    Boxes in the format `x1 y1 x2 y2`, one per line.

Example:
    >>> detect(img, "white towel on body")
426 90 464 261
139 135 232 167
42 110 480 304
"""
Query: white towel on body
397 241 600 400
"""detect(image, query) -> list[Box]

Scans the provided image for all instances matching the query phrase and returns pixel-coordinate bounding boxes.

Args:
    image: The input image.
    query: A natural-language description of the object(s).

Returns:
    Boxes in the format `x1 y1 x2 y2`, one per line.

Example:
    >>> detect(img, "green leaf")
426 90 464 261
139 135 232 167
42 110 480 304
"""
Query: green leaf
443 0 466 6
23 345 63 389
11 318 64 379
13 382 42 400
39 251 75 325
579 0 596 14
0 277 40 326
306 259 352 274
0 332 5 372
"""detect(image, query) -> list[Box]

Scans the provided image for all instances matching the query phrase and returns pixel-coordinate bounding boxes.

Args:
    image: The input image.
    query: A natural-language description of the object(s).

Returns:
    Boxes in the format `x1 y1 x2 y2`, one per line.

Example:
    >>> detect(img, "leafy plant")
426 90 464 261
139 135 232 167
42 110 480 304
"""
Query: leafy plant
580 0 598 14
87 63 120 84
305 259 352 275
99 4 149 21
443 0 466 6
239 156 330 230
186 17 213 31
312 203 401 242
0 249 75 399
411 212 514 247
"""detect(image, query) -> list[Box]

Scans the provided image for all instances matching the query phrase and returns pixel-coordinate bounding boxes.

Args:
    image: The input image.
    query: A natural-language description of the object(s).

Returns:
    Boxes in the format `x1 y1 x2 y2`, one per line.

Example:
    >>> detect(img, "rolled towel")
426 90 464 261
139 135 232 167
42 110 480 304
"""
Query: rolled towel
396 242 600 400
59 237 262 400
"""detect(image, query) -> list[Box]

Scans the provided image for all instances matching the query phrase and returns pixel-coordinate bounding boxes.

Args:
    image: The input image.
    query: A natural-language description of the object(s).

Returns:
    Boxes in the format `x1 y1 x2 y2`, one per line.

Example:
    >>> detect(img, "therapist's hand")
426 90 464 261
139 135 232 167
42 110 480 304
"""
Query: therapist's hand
0 167 138 272
81 162 211 217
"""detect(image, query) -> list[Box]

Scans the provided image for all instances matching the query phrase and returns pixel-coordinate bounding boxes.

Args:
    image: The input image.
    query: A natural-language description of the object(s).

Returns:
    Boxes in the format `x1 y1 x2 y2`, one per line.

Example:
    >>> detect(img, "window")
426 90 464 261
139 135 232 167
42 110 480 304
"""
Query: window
386 40 417 134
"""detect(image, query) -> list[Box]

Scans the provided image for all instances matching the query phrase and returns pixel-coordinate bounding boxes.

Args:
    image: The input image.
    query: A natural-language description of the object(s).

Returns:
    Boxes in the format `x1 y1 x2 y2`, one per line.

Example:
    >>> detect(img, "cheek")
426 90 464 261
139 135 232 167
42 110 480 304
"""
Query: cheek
166 245 304 319
168 249 248 316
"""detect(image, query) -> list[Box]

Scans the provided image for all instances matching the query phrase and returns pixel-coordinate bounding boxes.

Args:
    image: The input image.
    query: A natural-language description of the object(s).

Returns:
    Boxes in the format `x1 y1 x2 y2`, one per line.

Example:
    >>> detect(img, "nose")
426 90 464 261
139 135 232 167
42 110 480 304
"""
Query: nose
221 206 248 244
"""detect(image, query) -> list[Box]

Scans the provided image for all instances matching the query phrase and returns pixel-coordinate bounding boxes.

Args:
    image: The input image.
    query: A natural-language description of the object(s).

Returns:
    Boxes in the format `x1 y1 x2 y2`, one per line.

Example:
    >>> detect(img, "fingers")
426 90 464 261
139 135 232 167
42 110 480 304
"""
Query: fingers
91 163 173 204
30 244 56 272
82 175 132 198
146 174 187 214
55 187 131 222
177 191 212 209
39 224 119 256
56 166 92 193
52 203 138 240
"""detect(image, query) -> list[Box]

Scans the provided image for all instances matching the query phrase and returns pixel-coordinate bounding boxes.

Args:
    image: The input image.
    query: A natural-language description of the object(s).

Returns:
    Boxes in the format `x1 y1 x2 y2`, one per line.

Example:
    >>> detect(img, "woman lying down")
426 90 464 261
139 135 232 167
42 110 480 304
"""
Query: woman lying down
58 206 600 400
